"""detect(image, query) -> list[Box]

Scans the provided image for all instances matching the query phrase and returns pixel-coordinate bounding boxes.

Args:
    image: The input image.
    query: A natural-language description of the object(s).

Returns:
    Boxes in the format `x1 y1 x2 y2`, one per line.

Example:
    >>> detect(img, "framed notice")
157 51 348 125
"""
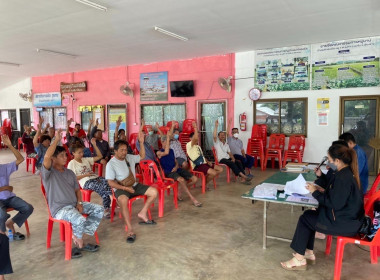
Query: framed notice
33 92 62 107
107 104 127 148
140 71 168 101
312 37 380 90
92 106 105 131
254 45 311 92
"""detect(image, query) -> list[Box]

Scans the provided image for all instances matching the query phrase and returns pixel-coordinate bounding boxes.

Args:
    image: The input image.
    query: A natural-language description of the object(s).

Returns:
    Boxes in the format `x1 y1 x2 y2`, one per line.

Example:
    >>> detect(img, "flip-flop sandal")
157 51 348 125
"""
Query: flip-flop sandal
241 181 251 185
71 247 83 259
81 243 100 252
126 234 136 243
280 257 307 271
13 232 25 241
193 202 202 207
138 220 157 225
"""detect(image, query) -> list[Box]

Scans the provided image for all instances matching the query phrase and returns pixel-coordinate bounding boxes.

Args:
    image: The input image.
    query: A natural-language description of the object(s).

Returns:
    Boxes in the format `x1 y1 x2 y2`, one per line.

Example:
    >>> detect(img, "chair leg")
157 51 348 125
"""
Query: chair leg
173 185 178 209
213 178 216 189
333 238 346 280
32 160 36 174
110 197 116 222
24 220 30 236
226 167 230 183
47 220 54 248
158 189 164 218
94 231 100 244
201 175 206 194
370 245 378 264
325 235 333 255
26 159 30 172
263 153 268 171
64 224 72 261
59 223 65 242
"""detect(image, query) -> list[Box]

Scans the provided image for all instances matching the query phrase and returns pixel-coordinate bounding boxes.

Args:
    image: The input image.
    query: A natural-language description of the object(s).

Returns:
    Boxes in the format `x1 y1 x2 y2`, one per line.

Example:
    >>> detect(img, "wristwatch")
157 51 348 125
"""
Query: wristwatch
77 202 83 205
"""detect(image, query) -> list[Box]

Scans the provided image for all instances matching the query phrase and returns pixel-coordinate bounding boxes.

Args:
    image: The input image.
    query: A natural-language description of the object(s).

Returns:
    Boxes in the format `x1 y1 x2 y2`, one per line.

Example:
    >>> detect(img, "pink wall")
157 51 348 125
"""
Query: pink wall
32 54 235 139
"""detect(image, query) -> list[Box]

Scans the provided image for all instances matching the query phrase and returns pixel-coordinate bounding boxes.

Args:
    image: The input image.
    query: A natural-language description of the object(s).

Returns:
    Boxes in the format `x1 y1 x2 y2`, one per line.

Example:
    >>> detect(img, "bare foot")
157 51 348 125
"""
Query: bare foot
72 235 84 248
137 212 148 222
5 220 15 233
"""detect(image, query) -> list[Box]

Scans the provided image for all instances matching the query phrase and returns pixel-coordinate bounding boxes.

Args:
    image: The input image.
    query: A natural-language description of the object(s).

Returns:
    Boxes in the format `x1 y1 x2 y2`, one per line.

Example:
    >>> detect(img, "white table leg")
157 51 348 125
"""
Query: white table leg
263 201 267 249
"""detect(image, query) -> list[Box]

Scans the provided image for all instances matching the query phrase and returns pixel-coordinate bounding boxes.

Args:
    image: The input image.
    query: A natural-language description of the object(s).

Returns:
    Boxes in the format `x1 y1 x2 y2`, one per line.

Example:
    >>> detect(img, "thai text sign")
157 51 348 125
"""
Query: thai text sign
33 92 62 107
60 81 87 93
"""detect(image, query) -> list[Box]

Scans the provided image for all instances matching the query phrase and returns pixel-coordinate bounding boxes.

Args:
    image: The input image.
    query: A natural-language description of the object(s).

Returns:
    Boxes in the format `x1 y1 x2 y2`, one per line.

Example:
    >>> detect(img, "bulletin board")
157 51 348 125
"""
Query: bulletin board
107 104 127 148
92 106 105 131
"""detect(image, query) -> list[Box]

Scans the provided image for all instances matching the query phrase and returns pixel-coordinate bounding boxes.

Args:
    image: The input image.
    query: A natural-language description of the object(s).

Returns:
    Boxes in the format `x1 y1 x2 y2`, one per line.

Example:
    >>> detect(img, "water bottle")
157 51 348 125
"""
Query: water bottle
8 229 13 242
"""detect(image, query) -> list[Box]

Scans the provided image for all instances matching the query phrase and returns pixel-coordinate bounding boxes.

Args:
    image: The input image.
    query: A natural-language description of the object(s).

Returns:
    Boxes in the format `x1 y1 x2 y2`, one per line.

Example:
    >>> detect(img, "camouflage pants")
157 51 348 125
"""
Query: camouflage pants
54 202 104 239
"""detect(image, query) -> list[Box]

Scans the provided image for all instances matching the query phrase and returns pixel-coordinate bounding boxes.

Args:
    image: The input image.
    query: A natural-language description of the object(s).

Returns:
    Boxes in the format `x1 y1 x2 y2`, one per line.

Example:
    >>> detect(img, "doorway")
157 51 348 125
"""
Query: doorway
340 96 379 174
198 101 226 160
20 108 31 134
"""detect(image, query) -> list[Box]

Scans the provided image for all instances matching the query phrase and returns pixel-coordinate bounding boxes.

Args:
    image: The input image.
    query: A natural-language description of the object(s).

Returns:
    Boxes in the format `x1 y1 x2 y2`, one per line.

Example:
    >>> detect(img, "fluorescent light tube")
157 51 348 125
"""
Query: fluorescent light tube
0 61 21 67
154 26 188 41
75 0 107 12
36 49 78 58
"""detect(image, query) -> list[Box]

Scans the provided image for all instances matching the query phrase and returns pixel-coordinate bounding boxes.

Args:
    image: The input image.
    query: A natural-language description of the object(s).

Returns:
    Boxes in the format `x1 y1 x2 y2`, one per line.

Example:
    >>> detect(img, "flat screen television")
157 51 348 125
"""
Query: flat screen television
170 80 194 97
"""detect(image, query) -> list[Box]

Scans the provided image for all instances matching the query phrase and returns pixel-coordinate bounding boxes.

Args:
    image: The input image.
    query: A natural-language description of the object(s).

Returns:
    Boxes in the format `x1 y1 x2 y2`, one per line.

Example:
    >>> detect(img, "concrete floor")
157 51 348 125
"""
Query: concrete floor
1 149 379 280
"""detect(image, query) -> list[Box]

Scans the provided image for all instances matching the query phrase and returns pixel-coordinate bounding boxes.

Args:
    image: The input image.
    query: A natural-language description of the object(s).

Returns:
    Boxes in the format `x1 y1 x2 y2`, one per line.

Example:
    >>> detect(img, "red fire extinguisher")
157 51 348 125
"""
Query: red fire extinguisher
239 113 247 131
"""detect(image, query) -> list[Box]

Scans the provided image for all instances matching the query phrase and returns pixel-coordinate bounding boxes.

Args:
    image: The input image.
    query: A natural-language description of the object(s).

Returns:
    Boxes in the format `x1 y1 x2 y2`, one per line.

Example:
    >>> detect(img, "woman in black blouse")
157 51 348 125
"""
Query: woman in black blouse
281 144 364 270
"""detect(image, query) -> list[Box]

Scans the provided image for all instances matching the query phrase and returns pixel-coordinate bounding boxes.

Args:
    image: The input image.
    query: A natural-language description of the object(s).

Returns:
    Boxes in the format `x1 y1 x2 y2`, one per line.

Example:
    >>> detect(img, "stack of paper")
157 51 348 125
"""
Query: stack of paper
252 184 278 199
284 174 309 196
286 193 318 205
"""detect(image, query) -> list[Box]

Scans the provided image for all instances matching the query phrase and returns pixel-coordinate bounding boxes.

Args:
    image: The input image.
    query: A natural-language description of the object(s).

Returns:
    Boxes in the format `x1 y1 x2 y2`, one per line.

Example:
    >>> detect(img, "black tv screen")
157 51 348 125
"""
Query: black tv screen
170 80 194 97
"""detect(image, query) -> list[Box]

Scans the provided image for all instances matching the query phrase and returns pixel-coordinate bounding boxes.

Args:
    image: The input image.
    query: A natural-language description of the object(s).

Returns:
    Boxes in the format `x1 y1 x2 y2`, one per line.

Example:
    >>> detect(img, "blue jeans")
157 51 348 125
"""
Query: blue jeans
0 196 34 232
234 154 254 169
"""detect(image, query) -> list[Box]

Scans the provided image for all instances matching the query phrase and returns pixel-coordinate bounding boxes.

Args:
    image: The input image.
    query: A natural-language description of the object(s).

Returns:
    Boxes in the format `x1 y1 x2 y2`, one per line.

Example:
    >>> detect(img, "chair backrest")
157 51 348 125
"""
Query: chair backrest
40 184 53 218
246 138 264 156
182 119 196 133
268 133 286 150
287 135 305 152
143 125 153 134
251 124 267 148
364 190 380 218
365 173 380 199
211 147 219 164
179 132 191 153
166 121 179 130
139 160 163 185
159 126 169 135
129 133 138 151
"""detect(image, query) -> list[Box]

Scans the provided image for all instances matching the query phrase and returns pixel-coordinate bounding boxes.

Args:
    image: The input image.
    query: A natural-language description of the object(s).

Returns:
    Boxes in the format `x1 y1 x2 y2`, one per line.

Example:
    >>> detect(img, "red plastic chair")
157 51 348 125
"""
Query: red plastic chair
62 144 73 167
166 121 179 129
159 126 169 135
246 138 265 171
188 160 216 193
26 157 37 174
182 119 196 133
92 163 103 177
110 188 152 232
179 132 191 154
6 208 30 236
364 173 380 201
41 184 100 260
129 133 138 151
139 160 178 218
263 134 285 170
283 135 305 166
251 124 267 148
142 125 153 134
212 147 232 183
326 191 380 280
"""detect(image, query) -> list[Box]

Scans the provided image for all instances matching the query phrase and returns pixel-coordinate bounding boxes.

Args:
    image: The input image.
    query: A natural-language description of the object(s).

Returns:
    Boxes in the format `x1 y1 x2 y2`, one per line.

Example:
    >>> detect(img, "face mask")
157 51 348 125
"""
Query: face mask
148 131 153 136
174 134 179 140
327 162 337 171
233 133 239 138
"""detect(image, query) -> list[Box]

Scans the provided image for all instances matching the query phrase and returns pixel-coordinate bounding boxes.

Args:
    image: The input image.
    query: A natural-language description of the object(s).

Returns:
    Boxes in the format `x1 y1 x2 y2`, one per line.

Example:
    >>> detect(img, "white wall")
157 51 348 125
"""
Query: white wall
234 51 380 163
0 77 33 130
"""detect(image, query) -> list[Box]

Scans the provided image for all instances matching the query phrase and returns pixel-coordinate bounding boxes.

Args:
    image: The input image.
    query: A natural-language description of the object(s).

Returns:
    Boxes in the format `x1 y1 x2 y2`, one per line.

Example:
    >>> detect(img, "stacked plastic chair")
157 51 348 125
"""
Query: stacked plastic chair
282 135 306 165
129 133 138 151
246 124 267 171
166 121 179 129
263 133 286 170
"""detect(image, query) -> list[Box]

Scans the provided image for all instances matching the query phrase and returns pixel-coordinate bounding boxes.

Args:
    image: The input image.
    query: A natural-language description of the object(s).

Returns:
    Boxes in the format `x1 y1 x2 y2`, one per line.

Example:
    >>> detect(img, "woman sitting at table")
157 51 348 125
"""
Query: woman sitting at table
281 144 364 271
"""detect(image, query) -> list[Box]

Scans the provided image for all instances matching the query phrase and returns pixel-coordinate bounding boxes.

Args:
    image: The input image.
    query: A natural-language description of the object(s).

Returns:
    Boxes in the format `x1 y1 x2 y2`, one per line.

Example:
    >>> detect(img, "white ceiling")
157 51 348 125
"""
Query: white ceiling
1 0 380 88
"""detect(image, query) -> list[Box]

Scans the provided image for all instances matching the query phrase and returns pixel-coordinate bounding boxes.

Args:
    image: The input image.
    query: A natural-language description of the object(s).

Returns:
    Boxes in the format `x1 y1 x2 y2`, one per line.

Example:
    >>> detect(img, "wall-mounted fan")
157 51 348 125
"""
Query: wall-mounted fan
218 76 232 92
19 90 32 102
120 82 134 97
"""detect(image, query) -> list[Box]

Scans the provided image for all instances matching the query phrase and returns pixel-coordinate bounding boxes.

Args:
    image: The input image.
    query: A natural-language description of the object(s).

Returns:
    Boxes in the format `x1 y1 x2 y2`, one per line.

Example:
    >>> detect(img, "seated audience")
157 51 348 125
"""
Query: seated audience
115 116 133 154
46 125 62 146
90 119 111 164
186 122 222 188
68 119 87 140
22 125 37 158
33 117 51 174
136 123 159 163
42 130 103 258
169 122 189 170
65 120 91 157
227 125 254 176
142 119 162 151
106 135 158 244
281 144 364 270
68 139 112 218
157 134 201 207
0 134 34 243
213 120 252 185
339 132 369 194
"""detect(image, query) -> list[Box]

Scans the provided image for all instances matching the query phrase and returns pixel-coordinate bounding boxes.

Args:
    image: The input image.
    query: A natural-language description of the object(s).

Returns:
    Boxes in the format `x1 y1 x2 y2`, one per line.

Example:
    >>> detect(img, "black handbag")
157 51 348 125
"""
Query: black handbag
358 215 372 237
190 147 205 166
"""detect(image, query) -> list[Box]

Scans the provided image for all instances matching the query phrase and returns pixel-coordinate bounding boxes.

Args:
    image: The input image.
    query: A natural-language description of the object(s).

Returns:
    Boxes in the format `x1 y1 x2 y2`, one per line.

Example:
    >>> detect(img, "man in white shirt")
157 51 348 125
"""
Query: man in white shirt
213 120 252 185
105 132 158 244
227 127 254 176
